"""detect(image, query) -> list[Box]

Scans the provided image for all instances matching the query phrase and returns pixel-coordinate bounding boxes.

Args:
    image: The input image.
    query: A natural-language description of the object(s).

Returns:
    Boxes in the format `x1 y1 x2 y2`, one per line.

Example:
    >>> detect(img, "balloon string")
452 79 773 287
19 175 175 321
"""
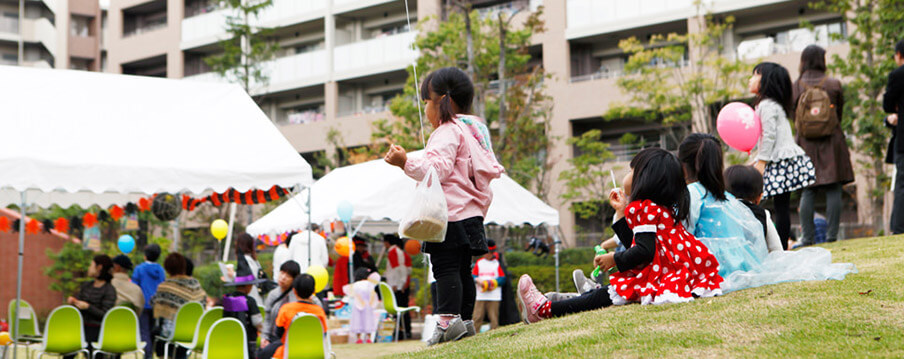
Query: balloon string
403 0 426 149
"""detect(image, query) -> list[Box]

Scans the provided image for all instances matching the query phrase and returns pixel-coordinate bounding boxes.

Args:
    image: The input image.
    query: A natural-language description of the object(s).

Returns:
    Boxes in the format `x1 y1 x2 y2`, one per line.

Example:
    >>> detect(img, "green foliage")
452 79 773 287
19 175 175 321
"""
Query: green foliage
370 7 555 200
503 248 596 267
204 0 279 93
44 241 94 298
558 130 616 222
506 264 598 294
808 0 904 229
607 2 752 133
195 260 233 300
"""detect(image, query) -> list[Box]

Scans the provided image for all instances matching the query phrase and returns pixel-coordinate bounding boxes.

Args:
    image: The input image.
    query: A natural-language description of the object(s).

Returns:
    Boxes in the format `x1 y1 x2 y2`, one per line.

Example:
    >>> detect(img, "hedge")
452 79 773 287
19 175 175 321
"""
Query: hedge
503 247 597 267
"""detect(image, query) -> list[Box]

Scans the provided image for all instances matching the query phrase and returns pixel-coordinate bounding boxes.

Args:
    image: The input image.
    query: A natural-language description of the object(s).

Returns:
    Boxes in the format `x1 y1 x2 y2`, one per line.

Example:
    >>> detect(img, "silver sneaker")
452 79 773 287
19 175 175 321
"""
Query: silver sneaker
463 320 476 338
573 269 600 295
544 291 579 302
426 317 467 346
443 317 468 342
426 322 446 346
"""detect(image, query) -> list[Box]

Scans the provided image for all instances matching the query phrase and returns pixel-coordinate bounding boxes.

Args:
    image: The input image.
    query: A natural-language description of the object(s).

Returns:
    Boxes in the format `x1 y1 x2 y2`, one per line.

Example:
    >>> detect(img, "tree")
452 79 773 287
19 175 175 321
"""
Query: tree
557 129 616 230
606 3 751 134
808 0 904 232
369 6 555 200
205 0 279 95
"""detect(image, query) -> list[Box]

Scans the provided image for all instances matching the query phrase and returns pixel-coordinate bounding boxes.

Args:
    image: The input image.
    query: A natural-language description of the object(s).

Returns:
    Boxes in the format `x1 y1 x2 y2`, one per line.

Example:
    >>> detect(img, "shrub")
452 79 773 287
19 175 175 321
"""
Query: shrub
503 248 597 267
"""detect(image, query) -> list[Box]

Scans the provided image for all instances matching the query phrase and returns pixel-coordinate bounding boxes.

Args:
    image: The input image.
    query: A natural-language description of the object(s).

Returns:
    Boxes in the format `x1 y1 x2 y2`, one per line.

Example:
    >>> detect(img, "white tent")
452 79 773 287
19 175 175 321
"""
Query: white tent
246 151 560 237
0 65 312 358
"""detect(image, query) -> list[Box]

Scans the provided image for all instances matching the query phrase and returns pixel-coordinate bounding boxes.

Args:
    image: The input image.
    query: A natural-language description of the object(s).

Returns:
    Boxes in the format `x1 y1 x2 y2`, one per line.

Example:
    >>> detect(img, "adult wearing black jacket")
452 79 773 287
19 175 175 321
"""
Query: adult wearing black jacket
884 40 904 234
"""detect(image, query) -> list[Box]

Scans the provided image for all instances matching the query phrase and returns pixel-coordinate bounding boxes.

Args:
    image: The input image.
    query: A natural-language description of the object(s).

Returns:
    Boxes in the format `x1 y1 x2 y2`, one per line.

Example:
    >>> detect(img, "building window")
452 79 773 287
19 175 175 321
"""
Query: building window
123 1 167 37
284 104 325 125
737 20 847 61
1 12 18 34
70 15 92 37
69 58 92 71
1 53 17 65
185 0 220 18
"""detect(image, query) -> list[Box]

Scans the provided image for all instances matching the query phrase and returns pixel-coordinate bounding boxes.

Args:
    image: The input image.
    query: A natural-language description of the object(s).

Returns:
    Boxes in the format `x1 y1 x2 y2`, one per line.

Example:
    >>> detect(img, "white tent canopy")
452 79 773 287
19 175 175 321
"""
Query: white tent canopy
0 65 312 358
247 151 560 237
0 65 313 208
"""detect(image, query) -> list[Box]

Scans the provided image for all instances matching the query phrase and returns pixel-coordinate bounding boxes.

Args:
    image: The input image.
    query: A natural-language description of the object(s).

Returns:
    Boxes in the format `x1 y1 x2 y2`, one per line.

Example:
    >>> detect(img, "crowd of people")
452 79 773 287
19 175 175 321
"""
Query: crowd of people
379 43 903 344
52 40 904 354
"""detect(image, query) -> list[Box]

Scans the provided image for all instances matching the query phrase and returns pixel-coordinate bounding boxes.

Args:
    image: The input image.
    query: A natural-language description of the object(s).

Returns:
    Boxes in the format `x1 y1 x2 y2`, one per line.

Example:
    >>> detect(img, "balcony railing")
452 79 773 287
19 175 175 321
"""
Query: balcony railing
183 49 328 93
181 0 326 46
567 0 694 31
570 59 688 83
333 31 417 78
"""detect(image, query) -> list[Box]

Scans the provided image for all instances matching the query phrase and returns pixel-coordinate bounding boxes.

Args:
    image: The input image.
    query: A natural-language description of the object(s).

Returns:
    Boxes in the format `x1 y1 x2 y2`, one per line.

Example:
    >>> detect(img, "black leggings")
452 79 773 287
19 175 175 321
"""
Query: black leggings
430 244 476 320
773 192 791 250
550 286 614 317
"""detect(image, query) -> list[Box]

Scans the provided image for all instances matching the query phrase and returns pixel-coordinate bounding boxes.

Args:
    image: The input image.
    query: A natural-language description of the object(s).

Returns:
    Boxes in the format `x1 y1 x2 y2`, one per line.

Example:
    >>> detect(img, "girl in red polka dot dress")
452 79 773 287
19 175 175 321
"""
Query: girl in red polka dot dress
518 148 724 323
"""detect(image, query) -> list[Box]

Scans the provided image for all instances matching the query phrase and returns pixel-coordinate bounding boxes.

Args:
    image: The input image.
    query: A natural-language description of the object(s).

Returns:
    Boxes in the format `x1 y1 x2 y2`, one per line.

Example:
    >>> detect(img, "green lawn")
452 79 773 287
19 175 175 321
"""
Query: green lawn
400 235 904 358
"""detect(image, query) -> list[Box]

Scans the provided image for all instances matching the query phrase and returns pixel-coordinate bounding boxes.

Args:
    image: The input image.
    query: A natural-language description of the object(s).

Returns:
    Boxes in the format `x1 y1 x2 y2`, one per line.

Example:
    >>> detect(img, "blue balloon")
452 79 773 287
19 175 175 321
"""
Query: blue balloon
337 200 354 223
118 234 135 254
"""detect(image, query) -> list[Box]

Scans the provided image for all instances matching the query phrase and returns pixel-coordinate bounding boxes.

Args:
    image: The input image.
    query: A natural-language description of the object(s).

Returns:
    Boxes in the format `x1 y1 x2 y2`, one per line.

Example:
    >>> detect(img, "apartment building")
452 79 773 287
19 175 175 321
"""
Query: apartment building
99 0 852 247
0 0 101 70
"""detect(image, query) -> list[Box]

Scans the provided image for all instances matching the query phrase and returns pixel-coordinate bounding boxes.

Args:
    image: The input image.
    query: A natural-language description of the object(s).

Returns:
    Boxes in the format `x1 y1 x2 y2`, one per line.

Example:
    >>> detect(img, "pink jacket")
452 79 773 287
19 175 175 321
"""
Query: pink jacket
404 117 503 222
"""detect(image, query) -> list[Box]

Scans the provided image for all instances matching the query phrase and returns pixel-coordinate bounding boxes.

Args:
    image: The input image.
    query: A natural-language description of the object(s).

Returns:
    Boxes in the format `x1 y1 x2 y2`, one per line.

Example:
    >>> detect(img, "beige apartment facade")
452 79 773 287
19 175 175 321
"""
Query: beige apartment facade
100 0 857 247
0 0 101 70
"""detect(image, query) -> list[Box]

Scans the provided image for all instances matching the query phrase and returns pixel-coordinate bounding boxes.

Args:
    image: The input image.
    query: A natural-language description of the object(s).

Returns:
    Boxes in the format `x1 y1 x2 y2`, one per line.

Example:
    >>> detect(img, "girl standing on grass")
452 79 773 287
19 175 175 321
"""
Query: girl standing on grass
384 66 504 345
518 148 723 323
749 62 816 250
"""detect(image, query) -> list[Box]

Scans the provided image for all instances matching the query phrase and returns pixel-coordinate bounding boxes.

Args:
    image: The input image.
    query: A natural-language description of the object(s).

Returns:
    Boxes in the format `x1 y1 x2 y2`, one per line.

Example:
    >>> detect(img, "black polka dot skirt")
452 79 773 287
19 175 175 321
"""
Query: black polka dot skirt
763 155 816 197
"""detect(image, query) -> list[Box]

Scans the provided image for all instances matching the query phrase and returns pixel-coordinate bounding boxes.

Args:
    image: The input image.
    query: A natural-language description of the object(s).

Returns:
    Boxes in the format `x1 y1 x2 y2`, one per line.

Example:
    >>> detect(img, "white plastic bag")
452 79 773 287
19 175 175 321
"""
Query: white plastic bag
398 166 448 243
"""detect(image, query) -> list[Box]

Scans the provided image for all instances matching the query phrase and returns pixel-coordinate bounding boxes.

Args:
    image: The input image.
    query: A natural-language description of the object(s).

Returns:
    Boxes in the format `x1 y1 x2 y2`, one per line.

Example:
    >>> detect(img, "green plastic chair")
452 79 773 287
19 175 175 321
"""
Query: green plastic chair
176 306 223 357
257 305 265 347
33 305 89 358
378 282 421 343
7 299 41 341
201 318 247 359
6 299 42 357
156 302 204 359
91 307 144 358
284 313 333 359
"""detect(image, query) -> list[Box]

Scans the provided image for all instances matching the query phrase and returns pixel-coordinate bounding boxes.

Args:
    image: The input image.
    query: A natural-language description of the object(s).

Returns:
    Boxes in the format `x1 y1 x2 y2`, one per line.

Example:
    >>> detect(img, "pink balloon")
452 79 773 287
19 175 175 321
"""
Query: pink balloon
717 102 761 153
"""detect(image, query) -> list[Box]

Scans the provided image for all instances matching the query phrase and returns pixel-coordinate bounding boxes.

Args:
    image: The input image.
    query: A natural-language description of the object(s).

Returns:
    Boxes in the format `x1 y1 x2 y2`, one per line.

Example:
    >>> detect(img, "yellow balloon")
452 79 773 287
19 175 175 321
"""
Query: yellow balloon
0 331 10 346
210 219 229 241
306 265 329 293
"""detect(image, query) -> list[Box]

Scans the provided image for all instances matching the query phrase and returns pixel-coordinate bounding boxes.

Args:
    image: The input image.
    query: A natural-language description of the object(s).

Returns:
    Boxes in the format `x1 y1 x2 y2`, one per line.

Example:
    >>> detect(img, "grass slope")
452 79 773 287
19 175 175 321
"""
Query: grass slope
402 236 904 358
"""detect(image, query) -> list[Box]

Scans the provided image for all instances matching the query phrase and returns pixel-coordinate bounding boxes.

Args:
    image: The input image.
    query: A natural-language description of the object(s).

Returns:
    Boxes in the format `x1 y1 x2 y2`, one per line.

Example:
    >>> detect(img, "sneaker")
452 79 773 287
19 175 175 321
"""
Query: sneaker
426 322 446 346
518 274 548 324
463 320 476 338
544 291 579 302
443 317 468 342
573 269 600 294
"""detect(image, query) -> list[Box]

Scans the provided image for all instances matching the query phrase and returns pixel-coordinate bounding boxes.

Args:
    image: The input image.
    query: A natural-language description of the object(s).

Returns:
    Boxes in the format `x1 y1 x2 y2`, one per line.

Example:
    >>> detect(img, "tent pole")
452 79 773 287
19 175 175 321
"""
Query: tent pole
552 225 562 293
12 191 25 359
347 220 353 296
307 185 312 268
223 202 238 262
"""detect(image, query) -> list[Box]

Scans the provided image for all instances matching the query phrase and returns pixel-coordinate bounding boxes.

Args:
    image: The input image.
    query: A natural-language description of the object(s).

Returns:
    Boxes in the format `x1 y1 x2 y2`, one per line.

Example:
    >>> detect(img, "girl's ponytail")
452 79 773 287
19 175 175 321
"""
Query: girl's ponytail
678 133 726 201
438 91 455 124
695 137 726 201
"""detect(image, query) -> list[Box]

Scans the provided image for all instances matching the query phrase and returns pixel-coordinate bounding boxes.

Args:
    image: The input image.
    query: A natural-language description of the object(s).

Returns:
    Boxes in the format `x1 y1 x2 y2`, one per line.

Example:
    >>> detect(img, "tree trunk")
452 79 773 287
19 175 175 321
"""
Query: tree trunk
497 12 507 151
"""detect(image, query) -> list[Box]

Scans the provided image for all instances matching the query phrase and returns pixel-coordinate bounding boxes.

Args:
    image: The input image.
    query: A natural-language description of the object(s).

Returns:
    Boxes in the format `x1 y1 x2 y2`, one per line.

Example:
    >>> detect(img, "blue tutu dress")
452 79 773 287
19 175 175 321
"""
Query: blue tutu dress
685 182 855 292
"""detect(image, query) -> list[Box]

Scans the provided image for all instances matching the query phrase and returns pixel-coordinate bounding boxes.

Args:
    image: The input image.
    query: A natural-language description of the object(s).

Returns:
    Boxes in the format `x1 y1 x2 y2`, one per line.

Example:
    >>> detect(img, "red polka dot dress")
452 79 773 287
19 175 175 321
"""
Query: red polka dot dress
609 200 724 305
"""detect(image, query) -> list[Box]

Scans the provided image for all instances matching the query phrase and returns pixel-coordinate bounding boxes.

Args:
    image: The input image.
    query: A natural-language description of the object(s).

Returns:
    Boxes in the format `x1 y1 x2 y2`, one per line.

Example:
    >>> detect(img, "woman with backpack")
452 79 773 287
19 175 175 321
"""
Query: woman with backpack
792 45 854 247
